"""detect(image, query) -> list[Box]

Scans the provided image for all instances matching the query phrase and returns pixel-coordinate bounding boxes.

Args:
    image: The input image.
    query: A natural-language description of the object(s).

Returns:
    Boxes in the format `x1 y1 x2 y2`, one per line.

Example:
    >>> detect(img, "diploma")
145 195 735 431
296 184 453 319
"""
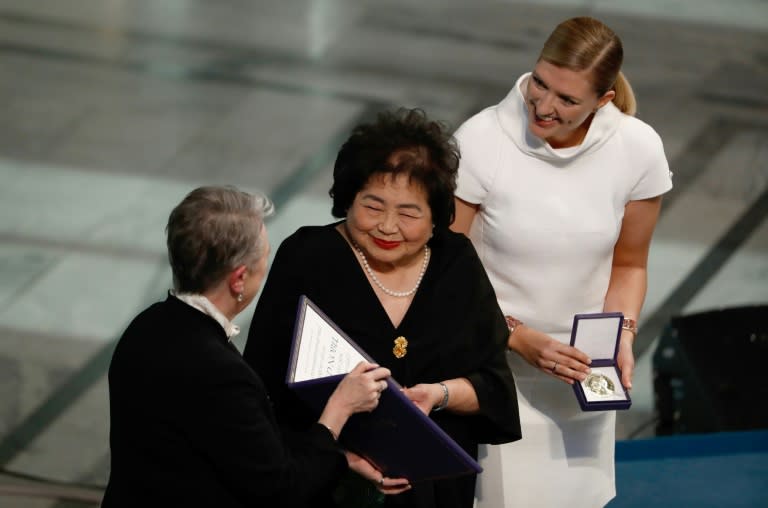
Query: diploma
286 295 482 482
289 302 366 382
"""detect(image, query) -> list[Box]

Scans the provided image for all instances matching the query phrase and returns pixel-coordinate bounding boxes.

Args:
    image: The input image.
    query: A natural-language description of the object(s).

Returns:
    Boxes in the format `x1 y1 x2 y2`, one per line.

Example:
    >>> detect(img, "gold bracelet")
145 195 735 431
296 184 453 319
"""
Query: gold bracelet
505 316 524 335
621 318 638 336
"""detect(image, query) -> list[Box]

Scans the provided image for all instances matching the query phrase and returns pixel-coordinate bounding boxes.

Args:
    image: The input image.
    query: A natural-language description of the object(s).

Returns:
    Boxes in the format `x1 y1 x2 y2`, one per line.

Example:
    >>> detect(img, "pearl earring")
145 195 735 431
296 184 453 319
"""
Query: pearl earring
237 293 244 303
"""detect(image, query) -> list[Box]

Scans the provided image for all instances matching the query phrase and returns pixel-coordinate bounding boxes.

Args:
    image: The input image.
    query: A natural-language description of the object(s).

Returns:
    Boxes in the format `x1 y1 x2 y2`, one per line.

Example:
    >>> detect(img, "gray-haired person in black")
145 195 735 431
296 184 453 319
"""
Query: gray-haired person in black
103 186 399 507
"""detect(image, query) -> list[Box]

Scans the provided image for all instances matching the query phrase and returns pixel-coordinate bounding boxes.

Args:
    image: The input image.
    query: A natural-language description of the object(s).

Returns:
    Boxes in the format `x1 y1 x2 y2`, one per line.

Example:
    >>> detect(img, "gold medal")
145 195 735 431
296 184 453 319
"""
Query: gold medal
584 373 615 397
393 336 408 359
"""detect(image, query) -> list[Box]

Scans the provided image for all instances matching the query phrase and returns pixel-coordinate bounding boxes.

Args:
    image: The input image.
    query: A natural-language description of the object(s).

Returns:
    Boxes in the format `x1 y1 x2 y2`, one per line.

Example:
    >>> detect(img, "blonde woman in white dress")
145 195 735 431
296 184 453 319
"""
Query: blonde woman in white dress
451 17 673 508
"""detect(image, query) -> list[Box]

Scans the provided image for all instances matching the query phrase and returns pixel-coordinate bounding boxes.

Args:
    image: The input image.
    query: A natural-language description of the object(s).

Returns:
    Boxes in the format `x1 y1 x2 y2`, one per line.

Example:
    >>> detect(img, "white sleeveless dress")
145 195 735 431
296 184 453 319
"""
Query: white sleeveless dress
455 73 673 508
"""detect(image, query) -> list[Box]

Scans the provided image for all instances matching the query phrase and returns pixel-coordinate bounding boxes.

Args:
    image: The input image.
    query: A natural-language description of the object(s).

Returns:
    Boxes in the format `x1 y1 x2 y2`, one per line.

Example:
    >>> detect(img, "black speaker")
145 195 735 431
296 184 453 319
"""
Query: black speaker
653 305 768 435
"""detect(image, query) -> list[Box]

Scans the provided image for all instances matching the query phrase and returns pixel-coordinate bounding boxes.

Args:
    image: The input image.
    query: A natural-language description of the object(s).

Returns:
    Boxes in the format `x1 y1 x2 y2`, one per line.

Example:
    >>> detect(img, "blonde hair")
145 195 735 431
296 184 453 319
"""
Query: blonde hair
539 17 637 116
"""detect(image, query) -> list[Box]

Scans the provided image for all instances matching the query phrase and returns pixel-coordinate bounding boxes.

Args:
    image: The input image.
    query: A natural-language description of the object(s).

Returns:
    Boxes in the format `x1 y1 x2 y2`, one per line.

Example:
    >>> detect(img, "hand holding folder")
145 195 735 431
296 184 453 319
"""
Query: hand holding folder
287 295 482 482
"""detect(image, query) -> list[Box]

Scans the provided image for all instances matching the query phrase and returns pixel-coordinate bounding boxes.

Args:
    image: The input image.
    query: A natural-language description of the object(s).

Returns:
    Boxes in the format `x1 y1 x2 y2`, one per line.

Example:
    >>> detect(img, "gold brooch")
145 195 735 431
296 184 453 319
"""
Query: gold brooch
393 336 408 359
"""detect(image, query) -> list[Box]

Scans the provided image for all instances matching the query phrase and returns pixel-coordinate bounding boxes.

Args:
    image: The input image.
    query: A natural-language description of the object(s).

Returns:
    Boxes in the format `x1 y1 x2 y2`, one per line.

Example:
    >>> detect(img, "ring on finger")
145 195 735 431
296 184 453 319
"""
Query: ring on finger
551 361 558 373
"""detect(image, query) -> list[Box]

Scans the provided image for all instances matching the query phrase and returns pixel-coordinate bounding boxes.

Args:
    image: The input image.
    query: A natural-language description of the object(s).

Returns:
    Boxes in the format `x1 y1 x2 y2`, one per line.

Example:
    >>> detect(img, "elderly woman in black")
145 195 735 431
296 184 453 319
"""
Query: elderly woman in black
103 186 393 508
244 109 521 508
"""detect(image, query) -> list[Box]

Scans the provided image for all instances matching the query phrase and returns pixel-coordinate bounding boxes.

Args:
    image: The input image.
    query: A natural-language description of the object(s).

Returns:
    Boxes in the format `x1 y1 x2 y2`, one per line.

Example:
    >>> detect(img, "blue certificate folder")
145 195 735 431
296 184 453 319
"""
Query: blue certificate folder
286 295 482 482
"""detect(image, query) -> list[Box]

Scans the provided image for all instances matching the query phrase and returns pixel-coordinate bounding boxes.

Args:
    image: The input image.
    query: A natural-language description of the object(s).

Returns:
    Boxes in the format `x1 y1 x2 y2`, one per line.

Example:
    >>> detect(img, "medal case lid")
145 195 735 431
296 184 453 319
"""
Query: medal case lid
569 312 631 411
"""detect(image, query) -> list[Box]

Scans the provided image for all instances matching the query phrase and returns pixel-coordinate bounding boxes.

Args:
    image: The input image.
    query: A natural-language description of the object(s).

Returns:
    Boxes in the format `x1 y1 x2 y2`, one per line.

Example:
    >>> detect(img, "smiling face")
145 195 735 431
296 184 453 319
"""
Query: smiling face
525 60 615 149
345 172 433 271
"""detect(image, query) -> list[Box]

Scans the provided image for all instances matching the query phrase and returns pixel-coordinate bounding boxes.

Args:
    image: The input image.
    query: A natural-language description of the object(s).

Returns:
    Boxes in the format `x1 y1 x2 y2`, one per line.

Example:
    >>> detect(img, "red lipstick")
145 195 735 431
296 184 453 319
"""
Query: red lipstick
373 238 401 249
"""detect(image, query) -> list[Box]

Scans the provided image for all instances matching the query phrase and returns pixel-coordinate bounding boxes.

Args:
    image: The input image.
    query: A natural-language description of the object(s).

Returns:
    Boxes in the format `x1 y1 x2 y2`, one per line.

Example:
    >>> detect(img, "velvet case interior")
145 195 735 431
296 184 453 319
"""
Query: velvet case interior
570 312 632 411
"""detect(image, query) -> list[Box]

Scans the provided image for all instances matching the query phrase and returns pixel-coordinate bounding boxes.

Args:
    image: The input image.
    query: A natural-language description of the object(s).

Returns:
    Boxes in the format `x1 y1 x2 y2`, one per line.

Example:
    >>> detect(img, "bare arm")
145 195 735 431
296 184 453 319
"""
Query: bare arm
603 196 663 389
451 197 479 235
507 323 592 384
454 196 592 384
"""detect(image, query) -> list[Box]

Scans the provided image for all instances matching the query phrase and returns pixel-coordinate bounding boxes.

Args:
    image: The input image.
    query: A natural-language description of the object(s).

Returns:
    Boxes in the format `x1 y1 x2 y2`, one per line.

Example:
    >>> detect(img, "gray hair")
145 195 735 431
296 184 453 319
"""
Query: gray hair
166 186 274 293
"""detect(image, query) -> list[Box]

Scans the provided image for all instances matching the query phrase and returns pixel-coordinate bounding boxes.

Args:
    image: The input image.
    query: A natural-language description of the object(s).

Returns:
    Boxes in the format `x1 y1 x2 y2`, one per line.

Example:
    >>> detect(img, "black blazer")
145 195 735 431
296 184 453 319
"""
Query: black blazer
102 295 346 508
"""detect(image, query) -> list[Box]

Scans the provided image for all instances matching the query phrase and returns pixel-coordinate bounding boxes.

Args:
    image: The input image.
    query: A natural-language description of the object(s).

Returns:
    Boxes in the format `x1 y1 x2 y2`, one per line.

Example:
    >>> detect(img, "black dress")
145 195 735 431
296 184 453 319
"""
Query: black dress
104 295 347 508
244 224 521 508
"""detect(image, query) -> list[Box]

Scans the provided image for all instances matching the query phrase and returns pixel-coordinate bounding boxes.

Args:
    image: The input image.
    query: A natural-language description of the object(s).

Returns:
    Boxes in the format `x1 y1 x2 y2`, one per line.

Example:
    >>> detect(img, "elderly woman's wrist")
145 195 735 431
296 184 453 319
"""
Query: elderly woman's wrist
432 382 449 412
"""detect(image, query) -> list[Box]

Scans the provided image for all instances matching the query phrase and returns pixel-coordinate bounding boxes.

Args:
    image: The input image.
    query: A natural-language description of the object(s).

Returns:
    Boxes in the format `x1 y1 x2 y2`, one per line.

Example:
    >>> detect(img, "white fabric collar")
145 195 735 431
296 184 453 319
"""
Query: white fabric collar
171 291 241 339
495 72 623 162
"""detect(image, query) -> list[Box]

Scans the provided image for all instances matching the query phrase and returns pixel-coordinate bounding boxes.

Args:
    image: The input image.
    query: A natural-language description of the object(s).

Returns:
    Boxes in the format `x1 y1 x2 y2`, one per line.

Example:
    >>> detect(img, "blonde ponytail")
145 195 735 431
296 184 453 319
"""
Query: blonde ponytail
612 71 636 116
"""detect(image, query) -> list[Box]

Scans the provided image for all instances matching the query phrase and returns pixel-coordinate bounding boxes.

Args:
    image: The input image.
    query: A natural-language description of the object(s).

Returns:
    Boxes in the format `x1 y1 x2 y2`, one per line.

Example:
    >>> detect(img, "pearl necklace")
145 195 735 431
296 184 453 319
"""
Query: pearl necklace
353 243 430 298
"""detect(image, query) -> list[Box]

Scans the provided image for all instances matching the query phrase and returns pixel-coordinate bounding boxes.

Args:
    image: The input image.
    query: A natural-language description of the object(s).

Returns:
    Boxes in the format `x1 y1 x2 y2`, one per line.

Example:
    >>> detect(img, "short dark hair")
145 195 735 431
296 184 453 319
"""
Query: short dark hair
329 108 460 231
166 186 273 293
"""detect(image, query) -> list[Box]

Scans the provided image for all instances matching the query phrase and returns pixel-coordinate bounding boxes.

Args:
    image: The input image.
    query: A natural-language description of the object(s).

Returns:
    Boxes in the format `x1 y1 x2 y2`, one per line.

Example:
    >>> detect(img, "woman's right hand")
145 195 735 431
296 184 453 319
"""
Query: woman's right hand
507 321 591 384
346 451 411 495
318 362 390 442
328 361 391 416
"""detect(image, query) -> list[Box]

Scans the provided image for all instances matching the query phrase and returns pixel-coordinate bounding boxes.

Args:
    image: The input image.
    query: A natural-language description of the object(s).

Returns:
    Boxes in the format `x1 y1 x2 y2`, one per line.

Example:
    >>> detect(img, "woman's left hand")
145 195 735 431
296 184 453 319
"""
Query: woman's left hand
402 384 443 415
345 451 411 495
616 331 635 390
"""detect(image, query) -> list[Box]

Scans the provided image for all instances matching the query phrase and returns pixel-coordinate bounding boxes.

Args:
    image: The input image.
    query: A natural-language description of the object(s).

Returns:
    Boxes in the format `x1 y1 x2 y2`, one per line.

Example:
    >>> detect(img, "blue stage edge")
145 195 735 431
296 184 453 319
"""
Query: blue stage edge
609 430 768 507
